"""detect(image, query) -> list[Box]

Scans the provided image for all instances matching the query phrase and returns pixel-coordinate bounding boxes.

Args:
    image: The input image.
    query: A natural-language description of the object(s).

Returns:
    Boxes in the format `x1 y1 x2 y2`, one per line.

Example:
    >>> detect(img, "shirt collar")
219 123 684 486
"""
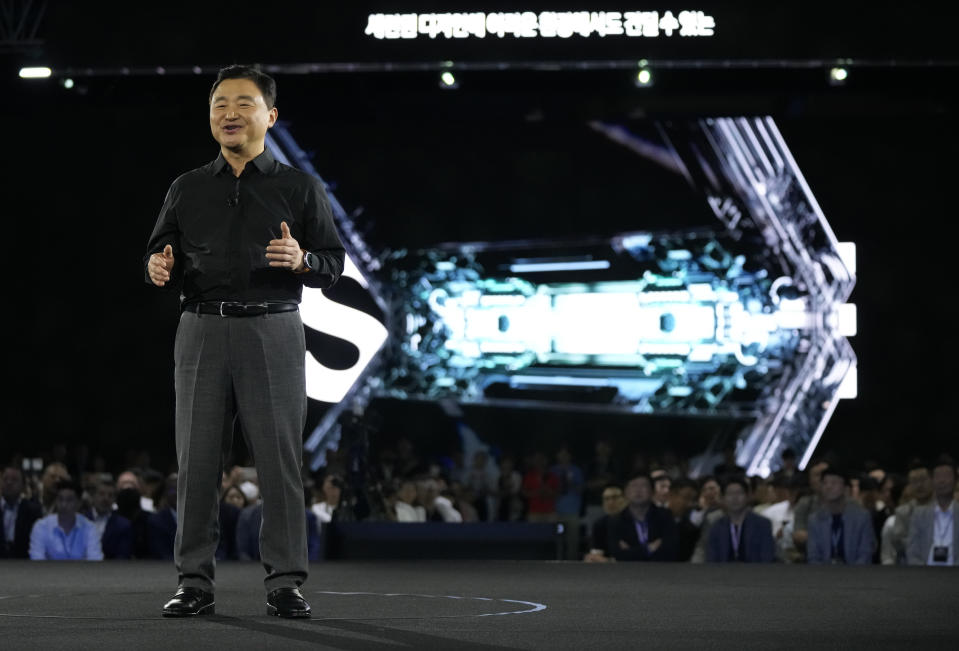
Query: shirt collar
211 148 276 176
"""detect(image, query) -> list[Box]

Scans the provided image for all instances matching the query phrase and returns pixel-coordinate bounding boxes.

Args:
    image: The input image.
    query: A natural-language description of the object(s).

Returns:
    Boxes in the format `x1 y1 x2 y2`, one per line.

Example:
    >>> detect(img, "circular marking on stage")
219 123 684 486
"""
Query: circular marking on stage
312 591 547 618
0 590 547 621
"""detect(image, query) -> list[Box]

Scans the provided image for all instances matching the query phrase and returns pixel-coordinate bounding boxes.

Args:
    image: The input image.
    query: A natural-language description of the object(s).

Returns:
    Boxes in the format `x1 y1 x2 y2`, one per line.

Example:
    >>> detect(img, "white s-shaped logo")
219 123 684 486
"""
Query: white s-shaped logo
299 255 388 403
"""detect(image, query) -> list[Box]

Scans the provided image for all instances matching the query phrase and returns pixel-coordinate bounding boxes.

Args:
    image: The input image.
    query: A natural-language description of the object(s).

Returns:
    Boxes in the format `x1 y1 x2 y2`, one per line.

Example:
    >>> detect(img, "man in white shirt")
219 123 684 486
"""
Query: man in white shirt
907 455 958 566
394 480 426 522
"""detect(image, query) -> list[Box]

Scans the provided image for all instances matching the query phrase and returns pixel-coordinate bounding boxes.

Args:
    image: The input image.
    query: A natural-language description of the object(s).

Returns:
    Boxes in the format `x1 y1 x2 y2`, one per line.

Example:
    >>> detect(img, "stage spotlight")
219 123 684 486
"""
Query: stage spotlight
61 78 74 89
635 67 653 87
439 71 458 89
828 67 848 86
19 66 52 79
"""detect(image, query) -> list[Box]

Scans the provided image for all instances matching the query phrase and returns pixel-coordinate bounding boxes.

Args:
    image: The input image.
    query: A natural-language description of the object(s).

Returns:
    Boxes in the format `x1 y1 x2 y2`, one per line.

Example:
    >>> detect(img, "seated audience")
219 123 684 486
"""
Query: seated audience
608 474 678 561
522 452 559 523
117 470 156 514
29 479 103 561
886 462 934 564
495 454 525 522
907 455 958 566
584 483 626 563
394 479 426 522
807 467 875 564
312 473 343 524
668 478 701 562
651 471 671 509
2 465 43 559
236 501 322 562
706 476 775 563
81 478 133 559
39 462 71 514
552 445 585 559
147 473 178 560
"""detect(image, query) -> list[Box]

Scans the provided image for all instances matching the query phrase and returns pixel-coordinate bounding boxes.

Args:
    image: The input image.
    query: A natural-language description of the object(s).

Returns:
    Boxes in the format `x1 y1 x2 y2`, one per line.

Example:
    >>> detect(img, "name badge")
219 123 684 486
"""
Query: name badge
933 546 949 563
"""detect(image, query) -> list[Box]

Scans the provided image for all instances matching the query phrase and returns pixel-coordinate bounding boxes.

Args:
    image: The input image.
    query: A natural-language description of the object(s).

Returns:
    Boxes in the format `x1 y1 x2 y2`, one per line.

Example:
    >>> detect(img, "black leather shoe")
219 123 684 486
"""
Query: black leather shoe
162 587 215 617
266 587 311 618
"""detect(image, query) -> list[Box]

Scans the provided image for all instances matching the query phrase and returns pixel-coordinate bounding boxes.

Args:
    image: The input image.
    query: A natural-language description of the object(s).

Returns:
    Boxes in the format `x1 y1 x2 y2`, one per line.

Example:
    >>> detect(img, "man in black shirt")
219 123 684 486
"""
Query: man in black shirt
145 65 344 619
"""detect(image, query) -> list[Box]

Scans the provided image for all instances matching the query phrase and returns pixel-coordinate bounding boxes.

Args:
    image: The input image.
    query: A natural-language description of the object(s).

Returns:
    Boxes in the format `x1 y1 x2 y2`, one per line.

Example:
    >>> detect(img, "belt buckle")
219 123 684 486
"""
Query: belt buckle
220 301 268 317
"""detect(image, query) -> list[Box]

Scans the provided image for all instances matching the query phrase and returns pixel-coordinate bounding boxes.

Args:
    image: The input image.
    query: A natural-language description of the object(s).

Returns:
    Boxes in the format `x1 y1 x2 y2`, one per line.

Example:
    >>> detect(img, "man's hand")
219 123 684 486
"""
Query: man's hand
266 221 304 271
647 538 662 553
148 245 175 286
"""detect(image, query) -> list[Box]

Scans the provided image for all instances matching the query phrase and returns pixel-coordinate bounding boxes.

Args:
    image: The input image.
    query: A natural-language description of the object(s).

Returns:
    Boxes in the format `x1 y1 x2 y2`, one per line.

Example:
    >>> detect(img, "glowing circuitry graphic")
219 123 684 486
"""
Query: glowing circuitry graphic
269 116 856 477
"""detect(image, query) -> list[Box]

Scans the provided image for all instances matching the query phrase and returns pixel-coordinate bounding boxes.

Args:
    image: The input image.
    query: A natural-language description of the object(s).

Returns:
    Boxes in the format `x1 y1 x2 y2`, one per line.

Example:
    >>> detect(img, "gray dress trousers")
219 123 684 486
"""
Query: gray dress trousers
173 308 308 592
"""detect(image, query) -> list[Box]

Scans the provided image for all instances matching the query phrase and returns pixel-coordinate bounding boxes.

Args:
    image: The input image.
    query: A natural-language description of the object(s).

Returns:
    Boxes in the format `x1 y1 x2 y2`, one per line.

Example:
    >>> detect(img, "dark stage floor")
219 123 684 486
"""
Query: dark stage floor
1 560 957 650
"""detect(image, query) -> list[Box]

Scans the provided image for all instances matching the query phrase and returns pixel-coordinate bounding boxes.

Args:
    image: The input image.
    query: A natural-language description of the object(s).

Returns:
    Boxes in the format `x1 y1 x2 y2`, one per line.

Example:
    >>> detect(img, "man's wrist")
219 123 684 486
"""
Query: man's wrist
293 249 310 274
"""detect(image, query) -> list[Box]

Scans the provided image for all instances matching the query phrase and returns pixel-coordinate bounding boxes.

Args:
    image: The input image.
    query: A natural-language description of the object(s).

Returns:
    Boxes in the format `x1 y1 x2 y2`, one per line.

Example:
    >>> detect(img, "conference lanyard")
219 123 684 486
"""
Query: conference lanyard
730 523 742 556
934 507 954 547
831 519 843 558
635 520 649 546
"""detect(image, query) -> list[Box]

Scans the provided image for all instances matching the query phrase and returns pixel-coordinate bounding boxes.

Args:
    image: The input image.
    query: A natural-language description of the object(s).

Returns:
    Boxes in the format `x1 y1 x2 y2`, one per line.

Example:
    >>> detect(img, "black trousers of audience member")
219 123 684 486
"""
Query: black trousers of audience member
173 309 308 593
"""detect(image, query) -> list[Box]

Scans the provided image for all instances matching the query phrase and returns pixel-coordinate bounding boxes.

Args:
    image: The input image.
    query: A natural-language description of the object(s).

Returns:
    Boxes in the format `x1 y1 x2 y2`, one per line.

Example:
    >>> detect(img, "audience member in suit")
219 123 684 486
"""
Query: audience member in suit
217 495 242 561
608 474 678 561
807 467 875 565
1 465 44 558
236 501 322 562
147 473 178 560
116 486 151 558
81 478 133 559
907 455 959 566
669 478 702 562
583 483 626 562
706 476 775 563
29 479 103 561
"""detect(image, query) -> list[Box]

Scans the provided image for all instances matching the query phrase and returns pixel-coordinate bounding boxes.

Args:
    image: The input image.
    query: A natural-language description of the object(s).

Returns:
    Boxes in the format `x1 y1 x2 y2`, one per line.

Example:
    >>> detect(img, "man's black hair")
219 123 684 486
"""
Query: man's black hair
820 466 848 484
932 454 957 475
722 475 750 494
625 473 652 488
54 479 82 497
209 65 277 109
781 448 796 460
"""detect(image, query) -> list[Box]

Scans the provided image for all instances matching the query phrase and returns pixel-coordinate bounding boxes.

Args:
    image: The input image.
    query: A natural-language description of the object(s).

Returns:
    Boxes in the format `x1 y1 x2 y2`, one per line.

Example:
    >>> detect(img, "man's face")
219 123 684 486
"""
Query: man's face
809 462 829 493
2 468 23 501
601 488 626 515
821 474 846 503
653 477 671 501
908 468 933 502
42 464 69 493
932 465 957 500
116 472 139 493
723 483 748 513
624 477 652 506
209 78 277 153
701 480 721 508
56 489 80 518
93 484 116 513
322 476 342 505
398 482 417 504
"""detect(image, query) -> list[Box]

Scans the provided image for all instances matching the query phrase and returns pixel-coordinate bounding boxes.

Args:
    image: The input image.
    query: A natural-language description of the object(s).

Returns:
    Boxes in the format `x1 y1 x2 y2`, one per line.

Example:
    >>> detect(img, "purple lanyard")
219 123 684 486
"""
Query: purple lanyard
730 523 742 555
635 520 649 546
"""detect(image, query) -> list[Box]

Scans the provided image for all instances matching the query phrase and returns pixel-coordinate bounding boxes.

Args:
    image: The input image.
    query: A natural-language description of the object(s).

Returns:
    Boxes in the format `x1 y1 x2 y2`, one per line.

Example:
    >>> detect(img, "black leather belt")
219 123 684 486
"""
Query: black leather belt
183 301 299 317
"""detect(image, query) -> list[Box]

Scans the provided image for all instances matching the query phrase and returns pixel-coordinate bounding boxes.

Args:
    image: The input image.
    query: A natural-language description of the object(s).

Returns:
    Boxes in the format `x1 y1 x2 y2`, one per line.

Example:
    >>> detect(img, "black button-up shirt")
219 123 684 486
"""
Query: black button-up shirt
144 148 345 307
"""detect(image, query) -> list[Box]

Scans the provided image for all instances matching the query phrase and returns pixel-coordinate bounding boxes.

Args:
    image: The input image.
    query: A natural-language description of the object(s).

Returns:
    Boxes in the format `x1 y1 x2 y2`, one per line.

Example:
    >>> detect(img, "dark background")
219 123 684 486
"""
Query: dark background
2 1 956 473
